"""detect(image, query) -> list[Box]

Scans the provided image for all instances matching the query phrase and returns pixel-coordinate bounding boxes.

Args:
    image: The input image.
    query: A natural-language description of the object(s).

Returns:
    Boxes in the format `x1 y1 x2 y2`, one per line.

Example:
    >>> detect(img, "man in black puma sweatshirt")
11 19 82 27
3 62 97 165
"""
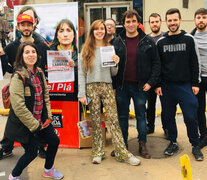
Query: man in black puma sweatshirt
156 8 203 161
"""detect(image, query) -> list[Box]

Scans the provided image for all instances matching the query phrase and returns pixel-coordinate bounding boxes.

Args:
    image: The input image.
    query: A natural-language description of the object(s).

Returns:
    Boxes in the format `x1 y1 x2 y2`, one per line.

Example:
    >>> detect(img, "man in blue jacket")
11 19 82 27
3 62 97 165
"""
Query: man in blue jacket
156 8 203 161
111 9 160 159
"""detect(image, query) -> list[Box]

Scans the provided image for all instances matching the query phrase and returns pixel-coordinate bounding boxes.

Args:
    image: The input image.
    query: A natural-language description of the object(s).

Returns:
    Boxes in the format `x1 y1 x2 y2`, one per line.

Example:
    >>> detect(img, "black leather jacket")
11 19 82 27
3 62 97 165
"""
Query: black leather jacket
111 28 160 89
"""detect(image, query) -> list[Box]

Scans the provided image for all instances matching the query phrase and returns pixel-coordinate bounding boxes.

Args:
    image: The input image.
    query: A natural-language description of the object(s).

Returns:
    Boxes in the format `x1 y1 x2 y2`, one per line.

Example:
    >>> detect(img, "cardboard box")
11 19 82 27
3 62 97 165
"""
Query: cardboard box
79 113 106 148
79 126 106 148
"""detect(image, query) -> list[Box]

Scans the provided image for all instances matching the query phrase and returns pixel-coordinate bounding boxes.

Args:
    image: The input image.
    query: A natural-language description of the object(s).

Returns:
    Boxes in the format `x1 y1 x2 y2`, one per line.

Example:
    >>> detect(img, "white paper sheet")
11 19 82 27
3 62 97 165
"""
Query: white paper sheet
100 46 116 67
47 50 74 83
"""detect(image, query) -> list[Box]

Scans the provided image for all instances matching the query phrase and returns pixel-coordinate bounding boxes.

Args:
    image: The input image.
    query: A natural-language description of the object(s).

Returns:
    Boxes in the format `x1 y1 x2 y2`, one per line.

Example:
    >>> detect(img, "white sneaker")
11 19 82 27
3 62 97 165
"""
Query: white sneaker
92 157 102 164
127 155 141 166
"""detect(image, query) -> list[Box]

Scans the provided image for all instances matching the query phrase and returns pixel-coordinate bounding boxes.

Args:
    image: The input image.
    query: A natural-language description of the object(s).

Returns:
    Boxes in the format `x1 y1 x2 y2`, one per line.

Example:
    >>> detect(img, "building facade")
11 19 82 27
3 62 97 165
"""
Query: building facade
143 0 204 34
16 0 205 45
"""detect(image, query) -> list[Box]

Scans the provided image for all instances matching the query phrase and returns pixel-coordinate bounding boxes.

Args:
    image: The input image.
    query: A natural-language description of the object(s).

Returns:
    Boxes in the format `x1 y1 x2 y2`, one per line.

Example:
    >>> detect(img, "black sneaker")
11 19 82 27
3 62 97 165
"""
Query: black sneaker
147 128 154 134
199 136 207 149
0 148 13 160
110 150 115 157
164 142 179 156
192 146 204 161
147 126 154 134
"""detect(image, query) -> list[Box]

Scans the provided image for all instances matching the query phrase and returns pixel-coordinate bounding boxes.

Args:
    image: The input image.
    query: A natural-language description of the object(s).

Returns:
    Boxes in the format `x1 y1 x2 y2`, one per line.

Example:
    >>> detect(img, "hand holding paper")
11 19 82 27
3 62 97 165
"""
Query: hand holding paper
69 59 75 67
112 55 120 65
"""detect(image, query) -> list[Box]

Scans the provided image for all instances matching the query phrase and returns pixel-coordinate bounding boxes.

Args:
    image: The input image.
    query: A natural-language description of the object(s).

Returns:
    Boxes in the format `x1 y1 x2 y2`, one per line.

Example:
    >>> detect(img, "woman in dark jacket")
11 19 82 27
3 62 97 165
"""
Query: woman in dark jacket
4 42 63 180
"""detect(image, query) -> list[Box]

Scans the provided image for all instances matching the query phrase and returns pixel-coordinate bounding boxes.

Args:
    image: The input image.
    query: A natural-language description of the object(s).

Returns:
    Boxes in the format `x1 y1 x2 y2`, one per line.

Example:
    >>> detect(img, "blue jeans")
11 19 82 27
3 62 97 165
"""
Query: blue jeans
116 83 148 145
160 82 199 146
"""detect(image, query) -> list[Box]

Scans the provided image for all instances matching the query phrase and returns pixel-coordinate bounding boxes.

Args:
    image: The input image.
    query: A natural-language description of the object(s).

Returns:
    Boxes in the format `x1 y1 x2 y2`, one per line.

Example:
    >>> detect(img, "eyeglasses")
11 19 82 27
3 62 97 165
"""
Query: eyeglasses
105 24 115 28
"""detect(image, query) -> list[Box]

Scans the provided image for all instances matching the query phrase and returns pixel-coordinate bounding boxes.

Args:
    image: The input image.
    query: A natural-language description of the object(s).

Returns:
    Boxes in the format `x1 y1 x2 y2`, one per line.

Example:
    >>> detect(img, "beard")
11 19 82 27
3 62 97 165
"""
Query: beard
168 24 180 33
151 27 161 34
19 29 33 38
196 23 207 31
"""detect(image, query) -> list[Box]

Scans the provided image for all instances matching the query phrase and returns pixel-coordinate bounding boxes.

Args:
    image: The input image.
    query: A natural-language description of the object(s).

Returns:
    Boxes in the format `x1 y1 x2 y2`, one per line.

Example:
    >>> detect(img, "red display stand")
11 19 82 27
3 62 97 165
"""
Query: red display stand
48 81 80 148
50 101 79 148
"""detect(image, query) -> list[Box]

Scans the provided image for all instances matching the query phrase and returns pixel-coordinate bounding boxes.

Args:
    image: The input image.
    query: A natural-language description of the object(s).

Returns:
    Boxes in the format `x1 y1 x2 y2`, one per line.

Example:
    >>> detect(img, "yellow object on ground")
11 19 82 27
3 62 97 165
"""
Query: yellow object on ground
129 110 135 118
0 109 9 115
0 107 204 117
129 109 182 118
0 109 64 116
180 154 192 180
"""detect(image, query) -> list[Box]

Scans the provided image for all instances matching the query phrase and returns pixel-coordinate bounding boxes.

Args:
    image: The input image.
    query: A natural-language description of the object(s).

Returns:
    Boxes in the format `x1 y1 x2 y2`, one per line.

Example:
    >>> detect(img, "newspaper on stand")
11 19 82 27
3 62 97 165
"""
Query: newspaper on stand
100 46 116 67
47 50 74 83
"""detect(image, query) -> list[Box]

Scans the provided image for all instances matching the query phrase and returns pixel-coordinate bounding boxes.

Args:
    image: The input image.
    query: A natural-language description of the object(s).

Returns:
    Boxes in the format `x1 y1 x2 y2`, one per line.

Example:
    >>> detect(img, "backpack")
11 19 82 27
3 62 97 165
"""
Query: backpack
2 71 25 109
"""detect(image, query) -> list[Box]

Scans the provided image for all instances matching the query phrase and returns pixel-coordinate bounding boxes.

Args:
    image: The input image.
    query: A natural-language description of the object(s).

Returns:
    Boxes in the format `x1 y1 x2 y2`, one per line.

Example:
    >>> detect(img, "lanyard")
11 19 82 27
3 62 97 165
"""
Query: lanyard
57 44 74 53
82 104 86 120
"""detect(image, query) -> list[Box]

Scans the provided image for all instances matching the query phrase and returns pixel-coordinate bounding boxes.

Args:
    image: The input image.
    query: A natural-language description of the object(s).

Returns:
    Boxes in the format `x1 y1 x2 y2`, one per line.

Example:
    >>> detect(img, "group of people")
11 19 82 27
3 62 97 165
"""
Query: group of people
147 8 207 161
0 5 206 180
78 7 207 165
0 5 78 180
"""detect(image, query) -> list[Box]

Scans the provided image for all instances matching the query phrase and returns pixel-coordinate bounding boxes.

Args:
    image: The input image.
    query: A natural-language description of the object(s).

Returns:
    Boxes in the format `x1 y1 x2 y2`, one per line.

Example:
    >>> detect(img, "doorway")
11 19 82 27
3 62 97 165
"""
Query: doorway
84 1 133 35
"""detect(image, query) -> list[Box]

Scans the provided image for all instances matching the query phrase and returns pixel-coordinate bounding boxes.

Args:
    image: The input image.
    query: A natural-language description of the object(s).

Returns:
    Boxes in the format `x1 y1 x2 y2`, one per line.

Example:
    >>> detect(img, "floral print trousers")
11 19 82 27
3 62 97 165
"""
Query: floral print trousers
87 82 132 161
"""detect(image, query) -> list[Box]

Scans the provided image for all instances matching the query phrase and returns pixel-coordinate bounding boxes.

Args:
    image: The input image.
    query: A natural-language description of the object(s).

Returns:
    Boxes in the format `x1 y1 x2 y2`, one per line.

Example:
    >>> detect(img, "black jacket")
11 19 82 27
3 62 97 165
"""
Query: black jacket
1 36 50 75
156 30 199 87
191 28 197 36
0 56 7 75
111 28 160 89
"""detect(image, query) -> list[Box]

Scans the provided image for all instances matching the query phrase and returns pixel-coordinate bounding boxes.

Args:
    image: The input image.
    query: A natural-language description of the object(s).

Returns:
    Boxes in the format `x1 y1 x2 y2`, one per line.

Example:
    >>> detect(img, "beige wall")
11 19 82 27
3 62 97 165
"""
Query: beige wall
25 0 72 4
143 0 205 34
24 0 205 34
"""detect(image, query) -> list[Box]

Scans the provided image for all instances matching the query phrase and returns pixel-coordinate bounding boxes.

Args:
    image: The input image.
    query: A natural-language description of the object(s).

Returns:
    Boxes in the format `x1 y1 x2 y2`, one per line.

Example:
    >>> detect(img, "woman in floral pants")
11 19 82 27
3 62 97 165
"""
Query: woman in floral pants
78 19 140 166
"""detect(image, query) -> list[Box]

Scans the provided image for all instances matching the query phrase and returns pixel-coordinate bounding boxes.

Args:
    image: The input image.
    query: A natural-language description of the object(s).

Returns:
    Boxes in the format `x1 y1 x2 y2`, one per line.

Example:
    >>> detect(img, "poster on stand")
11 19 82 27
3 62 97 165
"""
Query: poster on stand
14 2 79 148
47 50 74 83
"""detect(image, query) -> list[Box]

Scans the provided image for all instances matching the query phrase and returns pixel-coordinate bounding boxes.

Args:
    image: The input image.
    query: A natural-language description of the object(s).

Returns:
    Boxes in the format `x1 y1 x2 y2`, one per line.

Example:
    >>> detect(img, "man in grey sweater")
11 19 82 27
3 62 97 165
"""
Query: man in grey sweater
191 8 207 149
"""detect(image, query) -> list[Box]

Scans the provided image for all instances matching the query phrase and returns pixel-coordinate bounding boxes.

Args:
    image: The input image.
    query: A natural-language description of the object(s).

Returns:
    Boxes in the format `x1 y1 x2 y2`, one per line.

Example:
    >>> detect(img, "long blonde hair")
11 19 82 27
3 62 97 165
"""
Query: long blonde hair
81 19 109 75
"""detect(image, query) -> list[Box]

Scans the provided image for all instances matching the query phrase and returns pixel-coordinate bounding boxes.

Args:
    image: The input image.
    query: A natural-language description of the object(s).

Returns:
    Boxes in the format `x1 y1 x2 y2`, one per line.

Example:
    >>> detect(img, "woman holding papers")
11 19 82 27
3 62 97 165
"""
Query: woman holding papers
4 42 63 180
78 19 140 165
